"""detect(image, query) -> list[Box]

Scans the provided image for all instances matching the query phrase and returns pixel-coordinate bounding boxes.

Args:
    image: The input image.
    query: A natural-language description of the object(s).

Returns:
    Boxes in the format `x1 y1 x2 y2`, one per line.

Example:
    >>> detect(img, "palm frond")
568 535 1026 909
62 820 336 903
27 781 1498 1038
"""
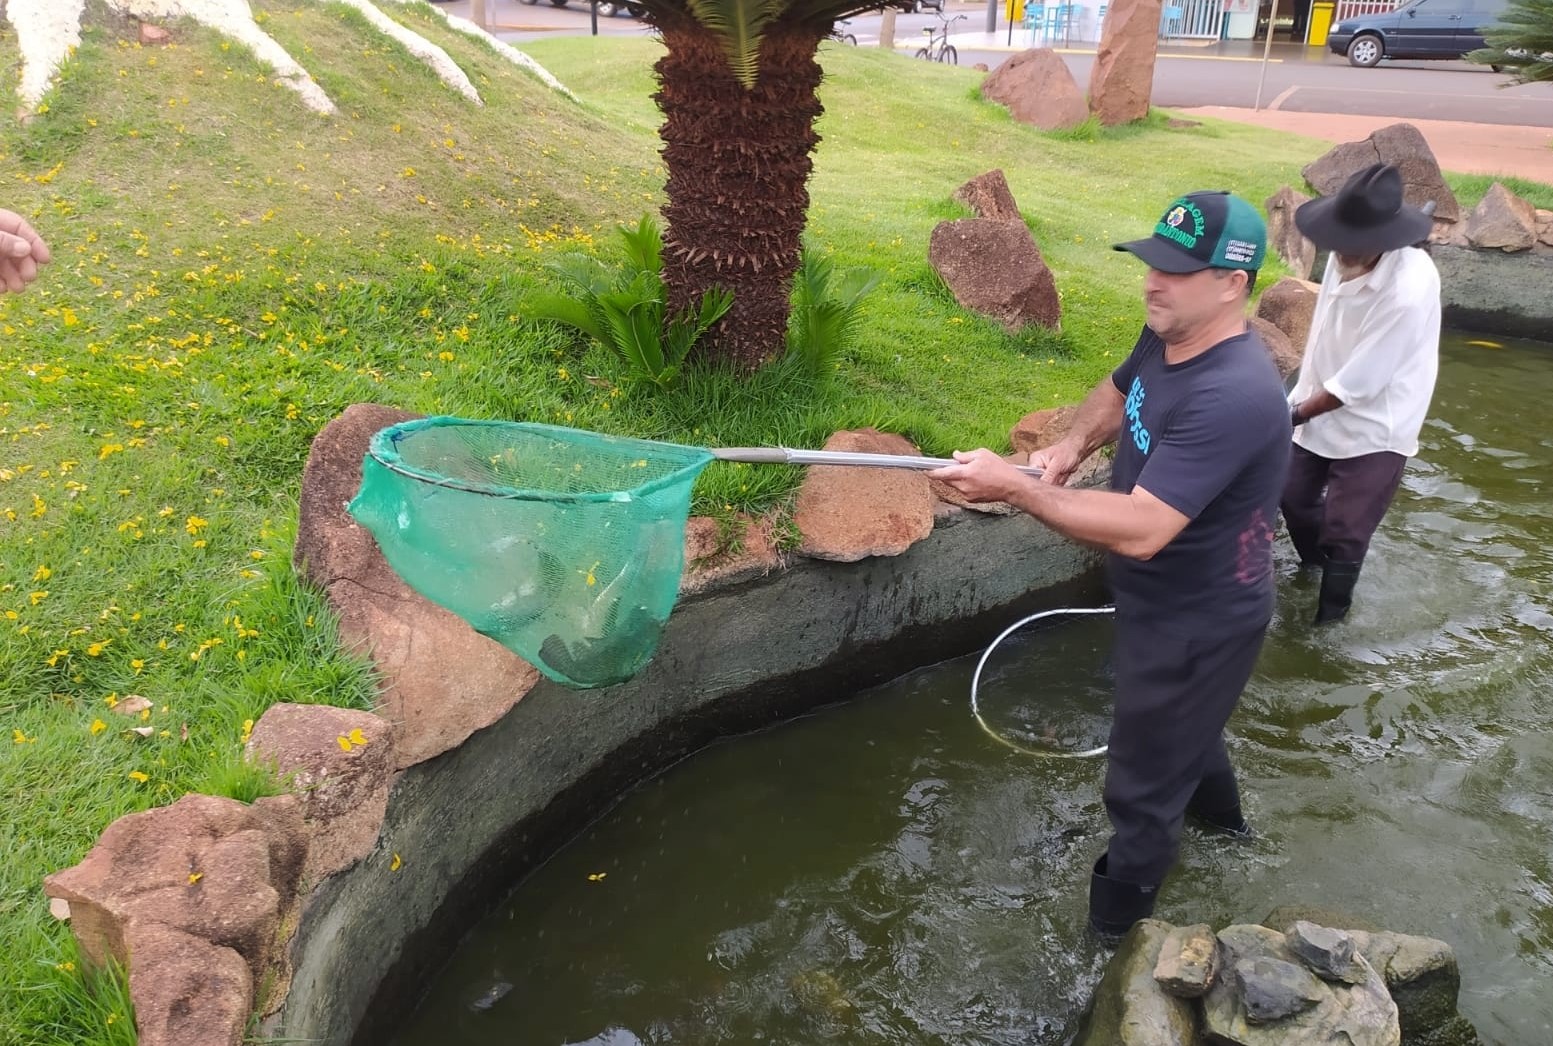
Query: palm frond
664 286 735 366
683 0 789 87
783 246 880 380
1471 0 1553 83
598 292 669 383
544 254 614 297
618 213 665 285
527 293 608 344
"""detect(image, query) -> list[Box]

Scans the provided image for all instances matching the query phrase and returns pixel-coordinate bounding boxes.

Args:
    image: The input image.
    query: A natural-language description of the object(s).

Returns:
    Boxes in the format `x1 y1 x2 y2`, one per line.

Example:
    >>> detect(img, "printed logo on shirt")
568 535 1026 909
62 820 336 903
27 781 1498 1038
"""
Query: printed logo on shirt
1234 507 1275 585
1124 376 1151 455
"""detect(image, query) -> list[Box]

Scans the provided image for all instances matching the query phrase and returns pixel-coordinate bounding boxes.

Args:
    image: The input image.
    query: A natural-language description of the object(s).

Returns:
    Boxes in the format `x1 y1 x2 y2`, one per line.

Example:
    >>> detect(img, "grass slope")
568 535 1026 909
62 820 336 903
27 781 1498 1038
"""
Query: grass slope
1 5 1546 1042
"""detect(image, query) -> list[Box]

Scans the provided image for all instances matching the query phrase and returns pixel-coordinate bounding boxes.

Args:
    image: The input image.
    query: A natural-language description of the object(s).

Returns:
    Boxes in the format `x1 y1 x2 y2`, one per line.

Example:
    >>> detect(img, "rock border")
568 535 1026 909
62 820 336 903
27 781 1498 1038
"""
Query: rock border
44 403 1110 1045
1074 908 1480 1046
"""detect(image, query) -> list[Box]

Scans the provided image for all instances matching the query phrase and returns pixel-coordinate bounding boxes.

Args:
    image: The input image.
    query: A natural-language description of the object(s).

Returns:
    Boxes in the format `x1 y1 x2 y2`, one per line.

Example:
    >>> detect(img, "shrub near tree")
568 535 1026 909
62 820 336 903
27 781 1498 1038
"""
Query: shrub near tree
1471 0 1553 82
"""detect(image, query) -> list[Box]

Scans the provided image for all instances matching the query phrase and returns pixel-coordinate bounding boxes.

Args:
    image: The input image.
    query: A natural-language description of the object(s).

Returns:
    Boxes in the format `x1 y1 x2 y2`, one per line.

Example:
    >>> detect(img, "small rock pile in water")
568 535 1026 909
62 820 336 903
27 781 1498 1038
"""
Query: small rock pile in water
1075 907 1481 1046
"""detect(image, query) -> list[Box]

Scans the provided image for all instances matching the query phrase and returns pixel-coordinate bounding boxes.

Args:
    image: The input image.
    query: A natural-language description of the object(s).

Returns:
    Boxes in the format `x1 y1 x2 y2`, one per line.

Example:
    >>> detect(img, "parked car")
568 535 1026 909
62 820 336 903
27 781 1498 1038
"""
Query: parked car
1327 0 1507 67
517 0 644 16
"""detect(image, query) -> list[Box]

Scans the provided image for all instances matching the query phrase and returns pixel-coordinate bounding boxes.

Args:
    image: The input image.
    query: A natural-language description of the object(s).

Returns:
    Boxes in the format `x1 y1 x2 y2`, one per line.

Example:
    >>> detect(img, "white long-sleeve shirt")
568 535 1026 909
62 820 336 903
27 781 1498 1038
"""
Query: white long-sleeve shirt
1288 246 1442 459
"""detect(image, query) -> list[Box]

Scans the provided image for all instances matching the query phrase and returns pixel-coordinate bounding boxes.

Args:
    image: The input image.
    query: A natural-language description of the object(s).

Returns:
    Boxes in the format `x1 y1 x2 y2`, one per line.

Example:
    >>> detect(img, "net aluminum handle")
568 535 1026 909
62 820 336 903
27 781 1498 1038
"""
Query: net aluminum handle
712 447 1044 478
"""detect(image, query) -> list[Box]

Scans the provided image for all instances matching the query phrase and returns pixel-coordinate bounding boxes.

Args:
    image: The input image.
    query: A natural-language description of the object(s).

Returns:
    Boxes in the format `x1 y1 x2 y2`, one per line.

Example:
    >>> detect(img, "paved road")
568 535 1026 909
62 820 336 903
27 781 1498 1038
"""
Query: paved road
438 0 1553 128
954 42 1553 126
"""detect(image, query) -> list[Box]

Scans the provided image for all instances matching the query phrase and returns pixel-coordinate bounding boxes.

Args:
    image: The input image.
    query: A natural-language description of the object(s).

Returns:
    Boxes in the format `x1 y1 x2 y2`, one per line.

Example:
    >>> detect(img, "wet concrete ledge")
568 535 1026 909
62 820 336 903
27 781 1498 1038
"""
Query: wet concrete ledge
274 507 1106 1045
1433 244 1553 344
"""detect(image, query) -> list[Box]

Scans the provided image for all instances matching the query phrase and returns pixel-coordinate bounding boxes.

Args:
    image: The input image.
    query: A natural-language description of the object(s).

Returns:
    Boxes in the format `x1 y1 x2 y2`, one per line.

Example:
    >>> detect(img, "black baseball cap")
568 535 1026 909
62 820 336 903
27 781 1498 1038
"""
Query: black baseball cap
1113 190 1267 274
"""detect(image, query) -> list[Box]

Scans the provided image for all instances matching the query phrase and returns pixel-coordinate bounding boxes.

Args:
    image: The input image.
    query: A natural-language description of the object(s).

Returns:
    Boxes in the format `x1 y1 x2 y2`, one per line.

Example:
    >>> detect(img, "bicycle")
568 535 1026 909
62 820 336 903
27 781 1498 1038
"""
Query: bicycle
828 19 858 45
916 12 966 64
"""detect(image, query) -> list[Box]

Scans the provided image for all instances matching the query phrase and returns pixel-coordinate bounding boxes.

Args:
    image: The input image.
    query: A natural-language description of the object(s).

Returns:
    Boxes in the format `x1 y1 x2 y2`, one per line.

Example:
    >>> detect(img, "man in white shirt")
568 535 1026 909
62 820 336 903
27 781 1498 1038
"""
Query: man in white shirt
1283 163 1441 624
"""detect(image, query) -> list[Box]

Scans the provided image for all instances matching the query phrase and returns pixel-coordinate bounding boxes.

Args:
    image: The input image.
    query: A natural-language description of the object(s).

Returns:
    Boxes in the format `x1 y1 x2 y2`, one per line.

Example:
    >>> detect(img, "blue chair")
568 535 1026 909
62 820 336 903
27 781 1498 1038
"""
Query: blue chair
1045 2 1076 43
1023 3 1047 42
1159 3 1184 36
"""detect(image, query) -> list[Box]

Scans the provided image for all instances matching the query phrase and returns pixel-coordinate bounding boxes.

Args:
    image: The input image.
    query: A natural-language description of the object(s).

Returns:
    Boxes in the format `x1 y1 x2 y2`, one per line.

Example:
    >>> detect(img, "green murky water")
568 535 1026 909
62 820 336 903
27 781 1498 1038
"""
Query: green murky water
391 333 1553 1046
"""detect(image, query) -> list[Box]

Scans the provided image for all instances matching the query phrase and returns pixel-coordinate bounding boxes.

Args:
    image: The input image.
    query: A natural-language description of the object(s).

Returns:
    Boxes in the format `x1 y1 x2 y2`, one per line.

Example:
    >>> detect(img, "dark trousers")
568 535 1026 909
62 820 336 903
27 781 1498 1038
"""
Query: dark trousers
1280 444 1407 566
1101 615 1267 885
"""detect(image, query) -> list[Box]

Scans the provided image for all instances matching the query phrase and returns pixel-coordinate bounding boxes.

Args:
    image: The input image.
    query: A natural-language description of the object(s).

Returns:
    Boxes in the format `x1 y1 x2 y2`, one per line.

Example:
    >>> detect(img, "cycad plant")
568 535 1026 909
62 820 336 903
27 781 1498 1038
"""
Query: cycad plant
531 214 733 387
635 0 907 369
1471 0 1553 82
783 246 882 381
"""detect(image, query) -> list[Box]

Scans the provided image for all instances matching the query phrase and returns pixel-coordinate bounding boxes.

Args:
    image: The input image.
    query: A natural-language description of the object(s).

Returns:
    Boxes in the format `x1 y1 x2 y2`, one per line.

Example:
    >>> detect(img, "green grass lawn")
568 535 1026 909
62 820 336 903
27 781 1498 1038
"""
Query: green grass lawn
1 5 1546 1042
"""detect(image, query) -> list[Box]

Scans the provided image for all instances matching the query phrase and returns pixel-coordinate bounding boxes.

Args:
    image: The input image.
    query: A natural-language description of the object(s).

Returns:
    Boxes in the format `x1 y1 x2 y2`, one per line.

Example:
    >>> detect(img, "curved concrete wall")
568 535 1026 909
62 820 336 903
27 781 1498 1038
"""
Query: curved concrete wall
1433 244 1553 343
274 509 1105 1045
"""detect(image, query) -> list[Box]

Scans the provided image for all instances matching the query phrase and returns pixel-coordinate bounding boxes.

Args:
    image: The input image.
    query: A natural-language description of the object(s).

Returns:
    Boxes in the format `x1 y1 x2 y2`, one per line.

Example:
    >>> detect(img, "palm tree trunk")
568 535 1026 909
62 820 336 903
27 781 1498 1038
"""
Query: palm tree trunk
653 17 825 369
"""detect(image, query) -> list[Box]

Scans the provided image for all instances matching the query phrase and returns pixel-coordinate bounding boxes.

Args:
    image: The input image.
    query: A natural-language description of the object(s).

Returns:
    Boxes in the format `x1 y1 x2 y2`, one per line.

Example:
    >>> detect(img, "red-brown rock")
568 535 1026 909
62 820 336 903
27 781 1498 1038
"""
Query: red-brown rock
1464 182 1538 252
294 404 540 769
126 920 251 1046
1251 316 1301 380
246 703 396 882
138 23 172 45
1536 209 1553 248
929 219 1061 332
1087 0 1166 126
982 49 1088 131
1009 405 1105 486
1301 123 1460 223
681 514 782 595
1266 185 1316 281
1010 405 1079 457
1255 277 1321 356
930 458 1024 516
43 794 307 982
683 516 724 565
953 169 1023 222
795 430 936 562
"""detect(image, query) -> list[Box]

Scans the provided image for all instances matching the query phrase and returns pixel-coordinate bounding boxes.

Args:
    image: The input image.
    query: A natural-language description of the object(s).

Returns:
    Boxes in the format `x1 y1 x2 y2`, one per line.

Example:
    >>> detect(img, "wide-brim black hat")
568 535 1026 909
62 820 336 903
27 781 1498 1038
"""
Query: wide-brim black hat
1295 163 1434 254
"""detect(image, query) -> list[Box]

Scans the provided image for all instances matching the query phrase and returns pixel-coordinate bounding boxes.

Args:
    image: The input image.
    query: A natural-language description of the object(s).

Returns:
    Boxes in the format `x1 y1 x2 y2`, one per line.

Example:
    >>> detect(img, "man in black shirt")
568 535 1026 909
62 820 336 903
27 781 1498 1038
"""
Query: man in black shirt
932 190 1291 941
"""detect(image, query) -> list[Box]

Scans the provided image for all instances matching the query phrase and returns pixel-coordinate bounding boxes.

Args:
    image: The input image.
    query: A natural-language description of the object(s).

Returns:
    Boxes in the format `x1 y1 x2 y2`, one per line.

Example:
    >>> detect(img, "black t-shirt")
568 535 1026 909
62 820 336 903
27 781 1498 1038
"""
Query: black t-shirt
1107 325 1292 632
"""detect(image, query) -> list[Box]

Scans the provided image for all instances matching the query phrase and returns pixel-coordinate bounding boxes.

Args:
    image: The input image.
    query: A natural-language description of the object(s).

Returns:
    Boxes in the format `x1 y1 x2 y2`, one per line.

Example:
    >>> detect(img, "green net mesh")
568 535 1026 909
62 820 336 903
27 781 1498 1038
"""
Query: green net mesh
348 418 713 689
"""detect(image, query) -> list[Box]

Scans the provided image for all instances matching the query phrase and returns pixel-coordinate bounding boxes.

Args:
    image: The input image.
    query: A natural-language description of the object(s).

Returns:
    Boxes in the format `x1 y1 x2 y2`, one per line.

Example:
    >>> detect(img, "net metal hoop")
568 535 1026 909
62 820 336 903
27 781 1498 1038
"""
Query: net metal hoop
969 605 1116 760
364 418 712 506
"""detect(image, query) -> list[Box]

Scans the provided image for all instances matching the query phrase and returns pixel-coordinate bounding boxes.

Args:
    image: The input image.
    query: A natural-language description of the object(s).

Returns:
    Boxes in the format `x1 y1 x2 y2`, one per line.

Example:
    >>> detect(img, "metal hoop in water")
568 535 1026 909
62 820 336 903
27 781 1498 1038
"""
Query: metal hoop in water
969 606 1117 759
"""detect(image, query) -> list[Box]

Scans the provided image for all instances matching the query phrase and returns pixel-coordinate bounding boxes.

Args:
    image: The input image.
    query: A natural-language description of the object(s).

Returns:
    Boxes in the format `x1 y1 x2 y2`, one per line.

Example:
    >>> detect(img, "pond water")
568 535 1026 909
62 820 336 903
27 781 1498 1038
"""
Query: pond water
390 332 1553 1046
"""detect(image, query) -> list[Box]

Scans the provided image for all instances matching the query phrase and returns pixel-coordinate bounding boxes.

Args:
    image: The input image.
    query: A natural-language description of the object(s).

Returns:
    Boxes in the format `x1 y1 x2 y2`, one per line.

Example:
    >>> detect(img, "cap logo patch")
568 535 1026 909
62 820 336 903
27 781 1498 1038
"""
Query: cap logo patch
1156 200 1206 250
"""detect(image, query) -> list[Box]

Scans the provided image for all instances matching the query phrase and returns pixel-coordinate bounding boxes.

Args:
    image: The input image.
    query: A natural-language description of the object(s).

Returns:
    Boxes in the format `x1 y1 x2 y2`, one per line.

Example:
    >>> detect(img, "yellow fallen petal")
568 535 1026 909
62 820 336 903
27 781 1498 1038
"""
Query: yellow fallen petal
347 728 368 746
390 853 403 872
188 872 203 885
337 735 353 752
127 771 149 783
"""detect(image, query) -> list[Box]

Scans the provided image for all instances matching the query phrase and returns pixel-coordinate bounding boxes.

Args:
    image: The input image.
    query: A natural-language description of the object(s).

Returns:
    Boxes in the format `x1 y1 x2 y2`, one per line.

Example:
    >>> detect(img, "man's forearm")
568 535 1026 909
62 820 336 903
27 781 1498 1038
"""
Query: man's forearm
1001 475 1166 560
1060 378 1125 459
1292 388 1343 425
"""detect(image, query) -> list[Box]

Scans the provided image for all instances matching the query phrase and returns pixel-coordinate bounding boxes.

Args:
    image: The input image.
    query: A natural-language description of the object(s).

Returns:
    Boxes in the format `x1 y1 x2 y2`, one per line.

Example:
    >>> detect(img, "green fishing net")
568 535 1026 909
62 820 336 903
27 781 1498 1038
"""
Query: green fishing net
348 418 713 689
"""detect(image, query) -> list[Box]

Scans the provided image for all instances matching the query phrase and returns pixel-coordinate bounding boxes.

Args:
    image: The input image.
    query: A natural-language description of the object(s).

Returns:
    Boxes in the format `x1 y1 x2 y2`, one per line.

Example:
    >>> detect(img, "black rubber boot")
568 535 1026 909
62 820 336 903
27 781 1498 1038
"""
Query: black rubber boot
1187 770 1254 839
1087 854 1159 945
1315 560 1362 625
1191 802 1254 840
1286 522 1325 568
